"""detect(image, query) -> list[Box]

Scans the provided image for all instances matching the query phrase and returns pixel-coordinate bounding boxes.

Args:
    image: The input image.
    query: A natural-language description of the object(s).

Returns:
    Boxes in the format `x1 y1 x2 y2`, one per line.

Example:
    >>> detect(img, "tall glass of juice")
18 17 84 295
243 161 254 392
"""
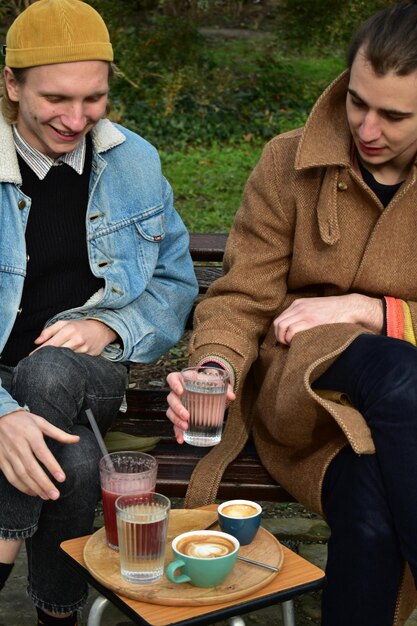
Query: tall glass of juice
99 451 158 550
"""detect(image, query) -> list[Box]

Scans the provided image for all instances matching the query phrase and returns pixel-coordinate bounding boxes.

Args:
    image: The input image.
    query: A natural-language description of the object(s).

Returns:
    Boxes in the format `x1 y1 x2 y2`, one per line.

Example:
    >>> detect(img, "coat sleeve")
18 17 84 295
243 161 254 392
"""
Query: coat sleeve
189 139 295 383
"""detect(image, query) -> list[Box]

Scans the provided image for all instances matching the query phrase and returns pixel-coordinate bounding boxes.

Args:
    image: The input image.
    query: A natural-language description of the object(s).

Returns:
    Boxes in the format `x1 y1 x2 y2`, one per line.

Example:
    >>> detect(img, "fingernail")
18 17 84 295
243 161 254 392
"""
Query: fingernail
54 472 65 482
49 489 60 500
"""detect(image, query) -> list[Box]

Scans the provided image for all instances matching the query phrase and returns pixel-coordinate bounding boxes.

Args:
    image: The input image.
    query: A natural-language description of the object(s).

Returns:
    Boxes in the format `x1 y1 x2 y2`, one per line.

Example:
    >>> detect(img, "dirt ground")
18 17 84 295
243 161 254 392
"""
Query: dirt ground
128 332 191 389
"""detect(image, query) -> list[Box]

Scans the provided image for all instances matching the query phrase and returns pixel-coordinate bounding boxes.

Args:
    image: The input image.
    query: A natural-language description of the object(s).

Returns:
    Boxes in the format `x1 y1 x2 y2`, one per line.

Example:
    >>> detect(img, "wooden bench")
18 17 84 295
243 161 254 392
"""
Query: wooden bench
113 233 293 503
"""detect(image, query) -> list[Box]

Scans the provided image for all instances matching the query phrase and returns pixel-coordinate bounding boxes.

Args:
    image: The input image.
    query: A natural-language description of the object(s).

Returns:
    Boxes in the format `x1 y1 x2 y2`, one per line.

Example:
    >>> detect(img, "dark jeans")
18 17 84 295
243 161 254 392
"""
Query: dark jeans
0 346 128 614
314 333 417 626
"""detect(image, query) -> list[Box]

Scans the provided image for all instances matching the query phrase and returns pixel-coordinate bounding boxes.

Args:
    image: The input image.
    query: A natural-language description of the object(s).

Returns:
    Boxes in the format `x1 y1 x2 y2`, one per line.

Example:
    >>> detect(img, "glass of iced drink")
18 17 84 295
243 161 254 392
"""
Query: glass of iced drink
99 451 158 550
181 366 229 447
116 492 170 584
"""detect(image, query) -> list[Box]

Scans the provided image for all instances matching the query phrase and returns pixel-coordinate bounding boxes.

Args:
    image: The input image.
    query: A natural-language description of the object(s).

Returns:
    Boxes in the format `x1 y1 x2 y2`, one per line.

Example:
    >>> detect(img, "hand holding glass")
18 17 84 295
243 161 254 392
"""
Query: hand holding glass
181 366 229 446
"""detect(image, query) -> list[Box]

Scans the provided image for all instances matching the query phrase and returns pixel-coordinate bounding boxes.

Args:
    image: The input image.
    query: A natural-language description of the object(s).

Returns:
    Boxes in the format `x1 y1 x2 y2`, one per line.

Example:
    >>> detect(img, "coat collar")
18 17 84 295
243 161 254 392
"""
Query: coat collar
295 70 352 171
0 107 125 184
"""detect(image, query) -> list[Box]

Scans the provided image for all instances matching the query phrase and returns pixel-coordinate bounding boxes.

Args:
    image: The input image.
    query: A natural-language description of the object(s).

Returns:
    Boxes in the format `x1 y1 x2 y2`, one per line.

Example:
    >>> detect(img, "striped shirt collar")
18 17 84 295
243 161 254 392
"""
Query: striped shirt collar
12 125 86 180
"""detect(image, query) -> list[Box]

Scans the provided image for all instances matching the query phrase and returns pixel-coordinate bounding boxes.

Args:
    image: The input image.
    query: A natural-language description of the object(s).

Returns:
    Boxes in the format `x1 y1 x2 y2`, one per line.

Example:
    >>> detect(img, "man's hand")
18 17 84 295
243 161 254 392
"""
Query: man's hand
273 294 384 345
0 410 80 499
166 372 235 443
32 319 117 356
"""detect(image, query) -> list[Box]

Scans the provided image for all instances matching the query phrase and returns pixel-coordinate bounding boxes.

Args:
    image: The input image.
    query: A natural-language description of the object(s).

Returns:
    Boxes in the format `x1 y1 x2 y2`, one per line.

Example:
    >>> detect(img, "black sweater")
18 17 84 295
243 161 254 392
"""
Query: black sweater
2 137 104 366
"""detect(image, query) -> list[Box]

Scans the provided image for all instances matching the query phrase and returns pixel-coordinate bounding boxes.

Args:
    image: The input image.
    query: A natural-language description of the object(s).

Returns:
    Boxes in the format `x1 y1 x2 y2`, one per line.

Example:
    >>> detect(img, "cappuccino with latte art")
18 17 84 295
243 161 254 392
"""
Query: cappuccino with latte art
177 533 235 558
166 530 239 587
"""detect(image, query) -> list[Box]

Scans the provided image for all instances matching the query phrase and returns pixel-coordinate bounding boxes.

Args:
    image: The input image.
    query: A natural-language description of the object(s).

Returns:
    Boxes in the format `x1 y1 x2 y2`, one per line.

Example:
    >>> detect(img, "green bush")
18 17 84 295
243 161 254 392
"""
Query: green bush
277 0 394 54
0 1 388 150
104 12 347 150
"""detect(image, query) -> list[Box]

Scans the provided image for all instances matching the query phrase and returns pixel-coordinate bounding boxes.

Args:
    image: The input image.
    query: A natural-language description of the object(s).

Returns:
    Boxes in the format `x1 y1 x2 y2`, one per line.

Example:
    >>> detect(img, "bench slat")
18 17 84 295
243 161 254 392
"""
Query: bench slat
194 266 223 293
150 442 291 501
189 233 228 262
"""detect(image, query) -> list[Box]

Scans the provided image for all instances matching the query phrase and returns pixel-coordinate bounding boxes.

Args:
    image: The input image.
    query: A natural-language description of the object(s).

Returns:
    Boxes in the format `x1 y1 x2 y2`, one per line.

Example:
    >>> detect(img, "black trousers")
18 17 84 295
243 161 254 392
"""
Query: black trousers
314 333 417 626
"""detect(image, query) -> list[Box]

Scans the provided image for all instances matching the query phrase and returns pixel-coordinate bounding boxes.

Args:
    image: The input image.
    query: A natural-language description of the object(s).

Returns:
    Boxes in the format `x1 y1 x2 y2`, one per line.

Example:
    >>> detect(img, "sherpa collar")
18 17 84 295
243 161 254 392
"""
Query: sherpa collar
0 107 125 184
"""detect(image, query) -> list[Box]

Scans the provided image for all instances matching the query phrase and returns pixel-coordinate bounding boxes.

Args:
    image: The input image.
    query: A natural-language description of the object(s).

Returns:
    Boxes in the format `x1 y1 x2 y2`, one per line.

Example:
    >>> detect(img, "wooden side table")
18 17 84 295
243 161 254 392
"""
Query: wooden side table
60 534 325 626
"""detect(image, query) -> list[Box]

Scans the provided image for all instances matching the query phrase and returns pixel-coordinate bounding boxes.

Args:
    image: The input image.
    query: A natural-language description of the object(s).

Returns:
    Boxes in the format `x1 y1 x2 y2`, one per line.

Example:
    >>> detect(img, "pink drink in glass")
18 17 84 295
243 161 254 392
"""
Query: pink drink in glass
99 451 157 550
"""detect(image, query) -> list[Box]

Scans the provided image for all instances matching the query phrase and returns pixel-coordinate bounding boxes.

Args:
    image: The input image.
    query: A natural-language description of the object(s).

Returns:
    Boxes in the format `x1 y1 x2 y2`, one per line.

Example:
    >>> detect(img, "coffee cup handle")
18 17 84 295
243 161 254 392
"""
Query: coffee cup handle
166 559 191 584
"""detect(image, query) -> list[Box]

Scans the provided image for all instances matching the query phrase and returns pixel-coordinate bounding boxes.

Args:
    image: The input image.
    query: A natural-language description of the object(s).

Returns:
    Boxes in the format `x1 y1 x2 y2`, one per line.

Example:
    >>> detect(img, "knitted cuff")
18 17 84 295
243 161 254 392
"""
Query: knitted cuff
384 296 417 345
403 301 417 346
385 296 404 339
198 356 236 388
381 297 387 335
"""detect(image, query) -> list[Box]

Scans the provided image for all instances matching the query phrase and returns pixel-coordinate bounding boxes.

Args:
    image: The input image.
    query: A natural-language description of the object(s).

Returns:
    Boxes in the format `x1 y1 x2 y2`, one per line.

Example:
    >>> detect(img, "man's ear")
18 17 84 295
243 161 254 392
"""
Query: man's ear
3 67 20 102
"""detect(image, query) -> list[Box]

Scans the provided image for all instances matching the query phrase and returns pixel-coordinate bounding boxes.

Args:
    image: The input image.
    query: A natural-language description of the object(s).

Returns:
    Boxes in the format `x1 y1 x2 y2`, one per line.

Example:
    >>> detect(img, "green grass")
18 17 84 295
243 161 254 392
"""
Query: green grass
202 32 277 74
146 28 344 233
285 55 346 85
160 142 263 232
159 51 345 233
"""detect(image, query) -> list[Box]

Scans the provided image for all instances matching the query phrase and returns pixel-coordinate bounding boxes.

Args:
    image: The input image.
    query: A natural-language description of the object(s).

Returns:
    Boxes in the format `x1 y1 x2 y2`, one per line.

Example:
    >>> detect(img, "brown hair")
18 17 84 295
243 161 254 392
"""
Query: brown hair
347 2 417 75
1 63 114 125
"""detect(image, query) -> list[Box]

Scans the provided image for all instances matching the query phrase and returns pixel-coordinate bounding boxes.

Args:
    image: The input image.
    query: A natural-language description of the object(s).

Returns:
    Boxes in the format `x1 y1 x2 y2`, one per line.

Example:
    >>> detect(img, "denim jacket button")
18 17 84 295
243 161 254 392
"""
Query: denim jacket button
18 200 26 209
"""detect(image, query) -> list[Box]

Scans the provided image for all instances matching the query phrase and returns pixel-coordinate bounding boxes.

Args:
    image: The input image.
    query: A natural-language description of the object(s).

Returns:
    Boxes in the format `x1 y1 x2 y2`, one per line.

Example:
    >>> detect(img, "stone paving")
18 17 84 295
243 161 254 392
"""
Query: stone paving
1 513 417 625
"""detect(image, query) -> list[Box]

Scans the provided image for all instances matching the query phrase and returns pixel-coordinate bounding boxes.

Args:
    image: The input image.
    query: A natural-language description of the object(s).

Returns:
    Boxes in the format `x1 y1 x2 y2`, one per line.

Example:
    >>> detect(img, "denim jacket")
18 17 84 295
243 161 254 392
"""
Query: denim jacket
0 111 198 416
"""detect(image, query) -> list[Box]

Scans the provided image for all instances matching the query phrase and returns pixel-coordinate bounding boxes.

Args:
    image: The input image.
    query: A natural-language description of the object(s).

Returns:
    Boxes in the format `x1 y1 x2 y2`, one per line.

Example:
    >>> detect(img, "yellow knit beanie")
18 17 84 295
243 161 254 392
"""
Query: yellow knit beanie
4 0 113 68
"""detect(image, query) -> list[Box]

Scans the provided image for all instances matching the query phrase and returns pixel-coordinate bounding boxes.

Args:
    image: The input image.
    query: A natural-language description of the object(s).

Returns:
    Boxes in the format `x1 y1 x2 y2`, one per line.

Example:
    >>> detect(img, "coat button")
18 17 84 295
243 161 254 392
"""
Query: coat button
18 200 26 209
337 181 348 191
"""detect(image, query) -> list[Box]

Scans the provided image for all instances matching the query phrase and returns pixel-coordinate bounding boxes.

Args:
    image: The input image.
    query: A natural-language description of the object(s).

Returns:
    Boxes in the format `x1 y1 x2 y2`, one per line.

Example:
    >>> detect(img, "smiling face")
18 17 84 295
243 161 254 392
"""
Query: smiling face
4 60 109 159
346 47 417 184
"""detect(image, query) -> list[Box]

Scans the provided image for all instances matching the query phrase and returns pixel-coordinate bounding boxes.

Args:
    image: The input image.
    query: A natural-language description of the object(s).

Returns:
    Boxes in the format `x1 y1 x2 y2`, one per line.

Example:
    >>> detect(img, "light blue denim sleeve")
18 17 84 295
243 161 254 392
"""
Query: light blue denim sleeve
90 178 198 363
0 383 25 418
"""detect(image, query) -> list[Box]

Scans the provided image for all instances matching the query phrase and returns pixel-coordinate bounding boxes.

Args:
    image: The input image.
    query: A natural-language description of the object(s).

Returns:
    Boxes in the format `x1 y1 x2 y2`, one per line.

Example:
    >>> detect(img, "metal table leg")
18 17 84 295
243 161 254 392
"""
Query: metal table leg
281 599 296 626
87 595 110 626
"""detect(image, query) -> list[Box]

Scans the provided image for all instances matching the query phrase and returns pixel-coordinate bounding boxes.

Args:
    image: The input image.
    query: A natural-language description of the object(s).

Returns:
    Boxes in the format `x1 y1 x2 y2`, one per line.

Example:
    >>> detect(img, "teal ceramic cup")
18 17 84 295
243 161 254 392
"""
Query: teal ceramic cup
218 499 262 546
165 530 239 587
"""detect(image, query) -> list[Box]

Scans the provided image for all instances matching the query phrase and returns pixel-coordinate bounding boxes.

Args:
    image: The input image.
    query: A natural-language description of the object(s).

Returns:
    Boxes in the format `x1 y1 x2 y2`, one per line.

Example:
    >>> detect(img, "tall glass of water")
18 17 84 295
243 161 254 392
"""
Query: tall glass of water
116 492 170 584
181 366 229 447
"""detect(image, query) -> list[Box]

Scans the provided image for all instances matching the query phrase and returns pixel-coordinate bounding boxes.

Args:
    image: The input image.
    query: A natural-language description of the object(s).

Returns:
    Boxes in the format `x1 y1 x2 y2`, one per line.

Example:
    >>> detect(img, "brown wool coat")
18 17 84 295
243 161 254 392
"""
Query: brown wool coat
185 71 417 624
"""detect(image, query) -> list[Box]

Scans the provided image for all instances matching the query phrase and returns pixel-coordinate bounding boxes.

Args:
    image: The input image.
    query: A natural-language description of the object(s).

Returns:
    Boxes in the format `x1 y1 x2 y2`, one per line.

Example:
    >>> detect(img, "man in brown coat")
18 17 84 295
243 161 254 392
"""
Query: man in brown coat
167 2 417 625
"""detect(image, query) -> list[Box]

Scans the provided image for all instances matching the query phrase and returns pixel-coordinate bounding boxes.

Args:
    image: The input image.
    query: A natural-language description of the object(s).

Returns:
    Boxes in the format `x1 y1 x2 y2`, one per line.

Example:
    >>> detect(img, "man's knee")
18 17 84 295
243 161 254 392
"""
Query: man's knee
348 335 417 414
378 337 417 377
11 347 86 426
54 426 102 500
13 346 82 396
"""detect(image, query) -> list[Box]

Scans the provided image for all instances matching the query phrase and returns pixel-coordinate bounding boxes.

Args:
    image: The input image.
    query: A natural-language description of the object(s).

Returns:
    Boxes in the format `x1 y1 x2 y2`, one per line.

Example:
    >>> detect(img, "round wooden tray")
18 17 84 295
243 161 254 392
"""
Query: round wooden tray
84 510 284 606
